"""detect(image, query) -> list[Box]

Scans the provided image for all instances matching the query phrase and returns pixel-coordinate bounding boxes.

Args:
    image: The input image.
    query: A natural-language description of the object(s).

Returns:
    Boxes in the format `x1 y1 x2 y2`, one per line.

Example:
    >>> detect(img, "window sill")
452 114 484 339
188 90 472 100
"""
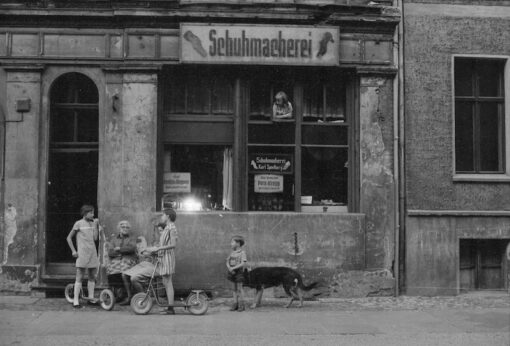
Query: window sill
453 174 510 183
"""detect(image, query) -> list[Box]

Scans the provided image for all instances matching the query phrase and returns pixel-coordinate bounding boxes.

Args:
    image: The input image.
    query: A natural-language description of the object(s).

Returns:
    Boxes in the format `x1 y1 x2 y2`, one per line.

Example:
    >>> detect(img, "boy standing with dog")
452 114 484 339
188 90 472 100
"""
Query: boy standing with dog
226 235 247 312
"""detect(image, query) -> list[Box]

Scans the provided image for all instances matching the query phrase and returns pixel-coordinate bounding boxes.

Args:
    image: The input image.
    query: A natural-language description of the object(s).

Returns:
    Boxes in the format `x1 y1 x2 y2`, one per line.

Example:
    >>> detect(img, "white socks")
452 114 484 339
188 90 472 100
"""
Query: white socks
87 280 95 300
73 282 82 306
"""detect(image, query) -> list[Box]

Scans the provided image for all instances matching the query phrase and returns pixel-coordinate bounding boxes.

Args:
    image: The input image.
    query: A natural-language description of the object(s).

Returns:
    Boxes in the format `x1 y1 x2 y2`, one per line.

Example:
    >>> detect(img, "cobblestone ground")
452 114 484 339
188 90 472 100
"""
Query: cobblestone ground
1 291 509 312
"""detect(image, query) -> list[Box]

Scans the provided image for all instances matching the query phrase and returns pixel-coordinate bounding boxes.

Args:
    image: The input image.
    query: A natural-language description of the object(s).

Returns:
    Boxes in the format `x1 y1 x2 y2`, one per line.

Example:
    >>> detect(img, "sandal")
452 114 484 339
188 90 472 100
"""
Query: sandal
159 307 175 315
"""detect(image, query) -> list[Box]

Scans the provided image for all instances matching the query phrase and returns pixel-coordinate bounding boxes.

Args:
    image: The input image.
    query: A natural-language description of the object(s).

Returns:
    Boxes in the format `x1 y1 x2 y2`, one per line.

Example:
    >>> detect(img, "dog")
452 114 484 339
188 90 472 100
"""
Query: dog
243 267 318 308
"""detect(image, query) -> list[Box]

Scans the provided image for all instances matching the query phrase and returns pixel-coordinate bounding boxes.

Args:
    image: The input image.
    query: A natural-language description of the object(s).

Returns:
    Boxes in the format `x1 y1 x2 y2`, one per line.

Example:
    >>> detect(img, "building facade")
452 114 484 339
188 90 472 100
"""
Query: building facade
0 0 401 296
403 1 510 295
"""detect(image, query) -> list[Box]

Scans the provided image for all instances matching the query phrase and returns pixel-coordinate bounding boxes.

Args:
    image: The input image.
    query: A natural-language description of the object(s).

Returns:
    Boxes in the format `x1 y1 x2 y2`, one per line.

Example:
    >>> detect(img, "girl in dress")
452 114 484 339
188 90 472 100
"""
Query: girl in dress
150 208 178 314
66 205 100 308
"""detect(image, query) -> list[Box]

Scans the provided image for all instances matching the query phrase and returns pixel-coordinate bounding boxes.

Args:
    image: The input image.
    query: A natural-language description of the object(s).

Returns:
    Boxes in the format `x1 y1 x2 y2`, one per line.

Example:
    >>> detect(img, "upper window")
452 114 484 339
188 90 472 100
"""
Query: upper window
454 58 506 174
164 67 234 117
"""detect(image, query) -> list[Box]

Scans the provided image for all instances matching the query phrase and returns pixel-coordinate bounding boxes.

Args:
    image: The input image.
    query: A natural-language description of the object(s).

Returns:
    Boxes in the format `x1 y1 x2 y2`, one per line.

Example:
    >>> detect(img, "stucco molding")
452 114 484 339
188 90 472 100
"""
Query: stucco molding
407 210 510 217
2 64 45 73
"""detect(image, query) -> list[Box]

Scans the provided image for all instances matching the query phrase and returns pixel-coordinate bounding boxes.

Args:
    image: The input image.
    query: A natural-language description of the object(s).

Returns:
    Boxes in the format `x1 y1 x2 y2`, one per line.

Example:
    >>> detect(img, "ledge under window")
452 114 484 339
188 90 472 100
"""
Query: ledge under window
453 174 510 183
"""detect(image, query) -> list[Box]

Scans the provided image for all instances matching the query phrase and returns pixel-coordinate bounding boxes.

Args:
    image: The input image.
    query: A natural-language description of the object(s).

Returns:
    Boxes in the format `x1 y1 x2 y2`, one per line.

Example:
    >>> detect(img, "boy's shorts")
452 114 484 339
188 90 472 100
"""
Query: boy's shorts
227 268 246 283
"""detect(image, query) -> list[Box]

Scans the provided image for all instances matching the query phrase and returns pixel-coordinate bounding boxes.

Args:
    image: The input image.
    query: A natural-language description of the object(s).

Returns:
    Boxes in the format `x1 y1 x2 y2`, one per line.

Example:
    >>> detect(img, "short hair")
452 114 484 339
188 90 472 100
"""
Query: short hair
117 220 131 231
231 235 245 247
80 205 94 217
275 91 288 104
163 208 177 222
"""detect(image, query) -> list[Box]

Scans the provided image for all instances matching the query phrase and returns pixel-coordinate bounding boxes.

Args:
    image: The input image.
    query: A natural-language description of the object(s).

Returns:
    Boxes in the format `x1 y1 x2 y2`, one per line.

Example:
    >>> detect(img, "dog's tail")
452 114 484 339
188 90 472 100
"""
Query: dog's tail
301 282 318 291
294 277 318 291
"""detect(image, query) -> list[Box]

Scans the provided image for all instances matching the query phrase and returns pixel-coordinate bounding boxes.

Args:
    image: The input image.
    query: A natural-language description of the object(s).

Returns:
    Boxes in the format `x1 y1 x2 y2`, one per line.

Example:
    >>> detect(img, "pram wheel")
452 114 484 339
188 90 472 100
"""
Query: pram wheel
186 292 209 315
64 283 75 304
99 289 115 311
131 292 153 315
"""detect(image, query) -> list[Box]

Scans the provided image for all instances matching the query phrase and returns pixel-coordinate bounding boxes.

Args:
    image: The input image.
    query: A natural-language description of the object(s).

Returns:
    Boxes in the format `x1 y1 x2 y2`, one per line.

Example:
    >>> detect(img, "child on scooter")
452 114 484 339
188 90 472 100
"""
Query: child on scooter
66 205 101 308
150 208 178 314
226 235 247 311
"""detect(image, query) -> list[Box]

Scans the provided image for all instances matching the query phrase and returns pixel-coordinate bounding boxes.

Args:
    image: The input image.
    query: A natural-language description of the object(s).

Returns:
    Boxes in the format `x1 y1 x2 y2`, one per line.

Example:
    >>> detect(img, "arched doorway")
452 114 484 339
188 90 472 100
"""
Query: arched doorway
46 73 99 272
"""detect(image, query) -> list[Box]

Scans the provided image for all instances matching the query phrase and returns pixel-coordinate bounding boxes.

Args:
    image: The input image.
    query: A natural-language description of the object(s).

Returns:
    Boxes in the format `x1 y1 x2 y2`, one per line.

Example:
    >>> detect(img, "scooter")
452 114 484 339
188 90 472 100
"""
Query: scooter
130 253 208 315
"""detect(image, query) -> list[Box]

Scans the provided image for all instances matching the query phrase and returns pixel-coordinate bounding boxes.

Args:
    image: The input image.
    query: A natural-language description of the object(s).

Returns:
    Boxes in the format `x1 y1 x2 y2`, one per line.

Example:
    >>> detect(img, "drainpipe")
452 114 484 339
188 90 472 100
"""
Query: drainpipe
392 0 404 297
0 106 5 266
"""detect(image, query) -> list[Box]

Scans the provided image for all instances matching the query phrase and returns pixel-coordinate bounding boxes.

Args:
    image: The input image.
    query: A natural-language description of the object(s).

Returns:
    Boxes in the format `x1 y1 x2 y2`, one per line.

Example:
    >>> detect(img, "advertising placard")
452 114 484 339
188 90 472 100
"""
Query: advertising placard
254 174 284 193
181 23 339 66
249 153 293 174
163 172 191 193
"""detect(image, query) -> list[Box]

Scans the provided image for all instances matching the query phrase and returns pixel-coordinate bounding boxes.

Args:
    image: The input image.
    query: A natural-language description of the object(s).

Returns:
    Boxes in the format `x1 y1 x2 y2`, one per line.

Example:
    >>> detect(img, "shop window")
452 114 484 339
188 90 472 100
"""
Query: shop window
303 80 346 122
454 58 506 174
164 68 234 117
162 145 232 211
247 69 349 212
249 70 294 121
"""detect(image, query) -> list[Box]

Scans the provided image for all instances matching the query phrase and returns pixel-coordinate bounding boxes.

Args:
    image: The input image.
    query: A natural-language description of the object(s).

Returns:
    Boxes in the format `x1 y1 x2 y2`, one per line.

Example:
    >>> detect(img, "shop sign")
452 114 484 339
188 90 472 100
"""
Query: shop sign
249 153 293 174
254 174 284 193
163 172 191 193
180 23 339 66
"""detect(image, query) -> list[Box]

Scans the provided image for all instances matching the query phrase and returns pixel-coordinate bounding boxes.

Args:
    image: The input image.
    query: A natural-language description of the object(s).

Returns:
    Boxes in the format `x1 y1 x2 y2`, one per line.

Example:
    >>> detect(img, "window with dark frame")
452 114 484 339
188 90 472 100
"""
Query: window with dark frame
165 67 234 117
454 58 506 174
248 70 349 212
161 67 351 212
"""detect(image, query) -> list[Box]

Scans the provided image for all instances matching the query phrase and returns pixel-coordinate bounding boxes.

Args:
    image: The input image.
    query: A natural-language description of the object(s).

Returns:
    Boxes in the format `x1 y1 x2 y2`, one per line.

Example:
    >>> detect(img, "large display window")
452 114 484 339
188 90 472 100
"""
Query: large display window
160 67 354 213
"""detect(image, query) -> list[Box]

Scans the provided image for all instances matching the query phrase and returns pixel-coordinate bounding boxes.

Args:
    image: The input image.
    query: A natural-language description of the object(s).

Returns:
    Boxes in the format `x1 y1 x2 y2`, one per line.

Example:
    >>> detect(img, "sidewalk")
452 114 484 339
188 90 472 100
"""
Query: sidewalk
1 291 510 312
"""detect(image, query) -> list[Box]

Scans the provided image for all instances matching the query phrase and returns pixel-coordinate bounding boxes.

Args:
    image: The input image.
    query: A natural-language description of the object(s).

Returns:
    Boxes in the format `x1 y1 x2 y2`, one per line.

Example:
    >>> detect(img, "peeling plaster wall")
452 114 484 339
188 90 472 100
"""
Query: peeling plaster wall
1 69 41 268
360 76 395 271
99 71 158 241
161 212 369 297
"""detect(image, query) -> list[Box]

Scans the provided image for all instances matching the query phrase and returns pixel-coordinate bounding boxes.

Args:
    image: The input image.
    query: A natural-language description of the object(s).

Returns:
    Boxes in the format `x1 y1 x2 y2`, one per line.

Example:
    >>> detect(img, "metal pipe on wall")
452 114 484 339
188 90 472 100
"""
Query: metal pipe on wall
392 0 405 297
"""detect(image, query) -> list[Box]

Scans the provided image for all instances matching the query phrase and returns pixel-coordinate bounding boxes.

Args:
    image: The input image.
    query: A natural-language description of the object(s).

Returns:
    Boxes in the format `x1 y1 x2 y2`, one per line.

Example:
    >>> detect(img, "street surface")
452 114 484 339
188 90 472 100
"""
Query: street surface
0 293 509 346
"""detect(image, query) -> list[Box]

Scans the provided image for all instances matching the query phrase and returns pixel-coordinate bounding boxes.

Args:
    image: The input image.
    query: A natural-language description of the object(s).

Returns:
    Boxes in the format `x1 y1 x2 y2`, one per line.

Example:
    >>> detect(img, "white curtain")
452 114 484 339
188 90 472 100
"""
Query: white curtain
222 147 233 210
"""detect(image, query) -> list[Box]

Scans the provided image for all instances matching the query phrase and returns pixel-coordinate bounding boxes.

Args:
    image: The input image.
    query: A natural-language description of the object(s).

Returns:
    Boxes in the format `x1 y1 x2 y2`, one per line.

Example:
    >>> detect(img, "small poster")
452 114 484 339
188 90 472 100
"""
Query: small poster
163 172 191 193
254 174 284 193
249 153 293 174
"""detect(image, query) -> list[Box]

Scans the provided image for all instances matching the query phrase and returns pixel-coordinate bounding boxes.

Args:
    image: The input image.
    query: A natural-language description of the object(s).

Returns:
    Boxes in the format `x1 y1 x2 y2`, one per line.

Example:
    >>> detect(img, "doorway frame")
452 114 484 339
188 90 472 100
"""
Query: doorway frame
38 66 106 279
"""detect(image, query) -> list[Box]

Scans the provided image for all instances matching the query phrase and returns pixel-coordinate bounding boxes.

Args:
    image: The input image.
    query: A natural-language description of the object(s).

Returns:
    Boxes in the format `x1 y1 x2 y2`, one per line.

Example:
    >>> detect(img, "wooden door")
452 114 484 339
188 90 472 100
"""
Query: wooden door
46 73 99 274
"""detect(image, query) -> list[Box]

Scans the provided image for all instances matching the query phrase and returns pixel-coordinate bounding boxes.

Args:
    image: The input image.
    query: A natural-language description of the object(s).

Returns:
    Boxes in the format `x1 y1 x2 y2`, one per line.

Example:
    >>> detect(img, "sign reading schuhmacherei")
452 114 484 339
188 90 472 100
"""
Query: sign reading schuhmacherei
180 24 339 65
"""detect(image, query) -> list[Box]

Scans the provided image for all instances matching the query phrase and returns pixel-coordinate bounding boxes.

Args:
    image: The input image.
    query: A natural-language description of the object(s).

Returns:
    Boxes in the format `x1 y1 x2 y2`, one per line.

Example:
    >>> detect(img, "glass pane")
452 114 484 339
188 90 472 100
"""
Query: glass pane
302 125 348 145
51 73 98 104
249 123 295 144
478 60 503 97
325 83 346 121
50 108 75 142
248 146 294 212
303 80 323 121
250 78 271 120
164 145 231 211
301 147 348 206
187 75 209 114
479 103 503 171
212 78 234 114
250 71 294 121
76 109 99 142
455 101 474 172
167 77 185 114
454 59 473 97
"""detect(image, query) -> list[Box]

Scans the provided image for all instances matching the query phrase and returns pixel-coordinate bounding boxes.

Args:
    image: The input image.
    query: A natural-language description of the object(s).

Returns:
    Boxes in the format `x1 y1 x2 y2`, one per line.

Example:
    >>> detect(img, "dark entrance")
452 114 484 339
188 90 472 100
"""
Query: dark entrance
46 73 99 273
459 239 509 291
